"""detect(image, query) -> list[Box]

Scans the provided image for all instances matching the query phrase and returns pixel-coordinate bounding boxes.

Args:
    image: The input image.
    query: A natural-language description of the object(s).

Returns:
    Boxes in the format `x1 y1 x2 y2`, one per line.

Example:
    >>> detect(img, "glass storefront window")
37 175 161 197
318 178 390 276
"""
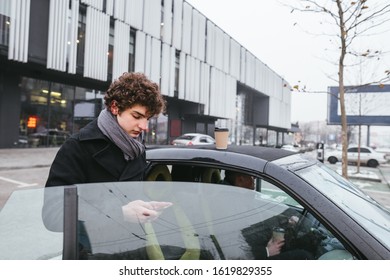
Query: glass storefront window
0 14 10 48
0 1 10 49
145 114 168 145
256 127 267 146
267 130 277 147
19 77 98 148
128 29 135 72
240 125 254 146
19 77 168 148
76 7 86 74
73 88 104 132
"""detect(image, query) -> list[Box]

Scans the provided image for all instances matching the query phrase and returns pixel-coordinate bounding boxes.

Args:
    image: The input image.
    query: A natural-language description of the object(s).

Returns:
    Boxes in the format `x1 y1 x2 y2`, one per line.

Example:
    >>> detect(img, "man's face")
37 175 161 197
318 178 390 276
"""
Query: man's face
112 104 150 138
236 174 255 190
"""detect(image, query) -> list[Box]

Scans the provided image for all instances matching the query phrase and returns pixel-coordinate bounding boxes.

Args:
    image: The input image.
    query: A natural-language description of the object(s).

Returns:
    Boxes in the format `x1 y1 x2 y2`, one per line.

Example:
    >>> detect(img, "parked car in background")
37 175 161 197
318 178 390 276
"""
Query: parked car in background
1 145 389 260
28 129 70 147
171 133 215 146
281 144 301 153
326 145 387 167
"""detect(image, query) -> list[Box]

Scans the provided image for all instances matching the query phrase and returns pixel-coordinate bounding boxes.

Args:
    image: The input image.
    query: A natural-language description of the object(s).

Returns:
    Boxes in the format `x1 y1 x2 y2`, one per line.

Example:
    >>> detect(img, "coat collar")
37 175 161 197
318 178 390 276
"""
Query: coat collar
78 119 107 141
77 119 146 180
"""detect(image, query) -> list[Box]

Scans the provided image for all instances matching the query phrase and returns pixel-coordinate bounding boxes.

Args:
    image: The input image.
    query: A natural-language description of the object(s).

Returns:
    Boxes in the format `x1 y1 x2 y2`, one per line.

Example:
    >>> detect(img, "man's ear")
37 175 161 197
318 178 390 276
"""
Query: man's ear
110 101 119 115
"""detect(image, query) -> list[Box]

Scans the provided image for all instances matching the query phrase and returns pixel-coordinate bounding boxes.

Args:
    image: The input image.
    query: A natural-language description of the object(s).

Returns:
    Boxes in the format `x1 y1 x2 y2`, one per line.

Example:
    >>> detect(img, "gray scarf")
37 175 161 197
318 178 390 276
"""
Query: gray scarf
97 109 145 160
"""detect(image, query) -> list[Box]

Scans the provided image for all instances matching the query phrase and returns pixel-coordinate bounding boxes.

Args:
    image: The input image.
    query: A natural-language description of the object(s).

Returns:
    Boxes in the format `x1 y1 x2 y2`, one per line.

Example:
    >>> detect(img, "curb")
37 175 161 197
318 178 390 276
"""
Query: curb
348 175 382 183
0 164 51 171
334 168 382 183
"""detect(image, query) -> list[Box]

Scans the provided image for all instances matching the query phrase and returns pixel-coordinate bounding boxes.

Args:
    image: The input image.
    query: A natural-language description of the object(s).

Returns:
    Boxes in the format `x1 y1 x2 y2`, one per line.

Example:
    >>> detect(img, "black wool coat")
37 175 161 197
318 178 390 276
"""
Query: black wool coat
45 119 147 187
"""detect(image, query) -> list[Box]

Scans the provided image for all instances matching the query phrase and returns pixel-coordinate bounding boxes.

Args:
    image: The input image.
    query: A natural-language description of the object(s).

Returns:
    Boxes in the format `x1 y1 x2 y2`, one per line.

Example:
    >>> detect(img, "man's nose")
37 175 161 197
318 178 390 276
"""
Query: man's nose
138 119 148 130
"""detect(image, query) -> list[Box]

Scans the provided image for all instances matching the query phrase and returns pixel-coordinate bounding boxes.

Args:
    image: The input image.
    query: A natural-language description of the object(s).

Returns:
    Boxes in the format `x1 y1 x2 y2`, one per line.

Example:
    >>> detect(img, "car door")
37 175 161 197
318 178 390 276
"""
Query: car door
358 147 371 164
207 136 216 144
347 147 359 163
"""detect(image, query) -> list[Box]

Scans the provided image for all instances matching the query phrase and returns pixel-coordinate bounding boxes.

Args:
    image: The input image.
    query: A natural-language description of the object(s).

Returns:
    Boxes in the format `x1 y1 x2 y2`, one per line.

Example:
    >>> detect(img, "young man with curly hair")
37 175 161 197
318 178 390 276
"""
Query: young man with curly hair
44 73 170 225
46 72 165 186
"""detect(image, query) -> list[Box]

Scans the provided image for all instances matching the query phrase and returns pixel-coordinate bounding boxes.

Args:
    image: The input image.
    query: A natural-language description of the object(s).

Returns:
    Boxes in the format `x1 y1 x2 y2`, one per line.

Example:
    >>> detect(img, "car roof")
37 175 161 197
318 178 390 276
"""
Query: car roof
348 145 378 150
182 133 211 137
146 145 297 165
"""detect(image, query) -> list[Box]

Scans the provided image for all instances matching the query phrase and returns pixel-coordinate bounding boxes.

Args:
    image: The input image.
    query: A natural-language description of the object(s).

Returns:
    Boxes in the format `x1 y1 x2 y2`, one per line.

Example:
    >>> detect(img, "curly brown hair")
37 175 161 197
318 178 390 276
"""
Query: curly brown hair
104 72 166 117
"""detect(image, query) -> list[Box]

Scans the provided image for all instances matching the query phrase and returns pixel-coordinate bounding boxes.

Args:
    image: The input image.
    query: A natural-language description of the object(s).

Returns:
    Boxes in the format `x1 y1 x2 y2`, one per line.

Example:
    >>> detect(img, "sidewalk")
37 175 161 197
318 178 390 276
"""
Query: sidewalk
0 147 59 171
342 167 381 182
305 150 390 186
326 163 390 186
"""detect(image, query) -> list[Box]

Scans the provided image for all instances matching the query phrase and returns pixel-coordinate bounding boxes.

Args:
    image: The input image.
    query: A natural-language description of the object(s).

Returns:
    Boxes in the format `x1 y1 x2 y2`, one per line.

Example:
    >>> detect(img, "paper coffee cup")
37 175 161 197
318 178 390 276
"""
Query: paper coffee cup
214 128 229 150
272 227 285 242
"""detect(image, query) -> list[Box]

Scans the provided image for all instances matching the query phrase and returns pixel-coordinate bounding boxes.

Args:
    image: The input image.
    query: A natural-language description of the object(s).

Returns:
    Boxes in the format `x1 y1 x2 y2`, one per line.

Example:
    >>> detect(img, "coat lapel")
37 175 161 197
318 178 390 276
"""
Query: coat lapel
92 143 127 179
92 143 146 181
79 119 146 181
119 154 147 181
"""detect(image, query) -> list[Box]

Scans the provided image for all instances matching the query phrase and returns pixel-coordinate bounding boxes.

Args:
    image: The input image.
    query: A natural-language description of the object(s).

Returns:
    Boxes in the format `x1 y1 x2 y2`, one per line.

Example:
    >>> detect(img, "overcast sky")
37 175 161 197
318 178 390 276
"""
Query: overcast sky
185 0 390 123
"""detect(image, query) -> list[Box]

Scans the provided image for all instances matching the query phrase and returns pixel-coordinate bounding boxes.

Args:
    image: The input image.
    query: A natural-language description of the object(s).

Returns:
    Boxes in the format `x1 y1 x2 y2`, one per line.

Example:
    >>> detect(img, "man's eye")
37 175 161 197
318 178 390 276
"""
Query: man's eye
132 114 141 119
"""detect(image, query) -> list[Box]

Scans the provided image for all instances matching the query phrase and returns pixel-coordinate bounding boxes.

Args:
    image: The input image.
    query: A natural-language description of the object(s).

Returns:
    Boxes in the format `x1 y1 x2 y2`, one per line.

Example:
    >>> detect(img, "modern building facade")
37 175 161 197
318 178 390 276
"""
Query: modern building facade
0 0 293 149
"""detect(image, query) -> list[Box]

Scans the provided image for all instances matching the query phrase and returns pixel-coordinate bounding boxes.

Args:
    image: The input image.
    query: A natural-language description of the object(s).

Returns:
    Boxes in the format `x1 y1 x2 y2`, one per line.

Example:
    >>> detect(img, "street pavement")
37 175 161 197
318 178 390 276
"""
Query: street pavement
0 147 59 171
0 147 389 209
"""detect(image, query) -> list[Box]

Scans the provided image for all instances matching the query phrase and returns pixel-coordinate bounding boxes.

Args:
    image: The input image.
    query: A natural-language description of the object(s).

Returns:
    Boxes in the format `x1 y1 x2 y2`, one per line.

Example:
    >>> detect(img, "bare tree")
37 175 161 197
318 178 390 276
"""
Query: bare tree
286 0 390 178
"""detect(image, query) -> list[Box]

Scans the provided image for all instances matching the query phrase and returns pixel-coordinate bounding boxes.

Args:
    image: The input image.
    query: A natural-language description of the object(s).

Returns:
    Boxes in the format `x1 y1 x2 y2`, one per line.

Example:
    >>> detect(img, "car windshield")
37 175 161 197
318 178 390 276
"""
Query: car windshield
295 164 390 248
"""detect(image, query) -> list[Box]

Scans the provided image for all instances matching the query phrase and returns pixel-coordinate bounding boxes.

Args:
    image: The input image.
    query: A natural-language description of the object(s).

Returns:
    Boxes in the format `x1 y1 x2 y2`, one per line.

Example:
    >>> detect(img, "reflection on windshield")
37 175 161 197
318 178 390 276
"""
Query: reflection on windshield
296 164 390 248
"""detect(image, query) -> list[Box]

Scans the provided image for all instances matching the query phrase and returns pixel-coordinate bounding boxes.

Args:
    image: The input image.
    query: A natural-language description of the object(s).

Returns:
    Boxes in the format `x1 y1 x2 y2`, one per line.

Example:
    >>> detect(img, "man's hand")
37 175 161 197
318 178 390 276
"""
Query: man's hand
122 200 173 223
266 238 285 257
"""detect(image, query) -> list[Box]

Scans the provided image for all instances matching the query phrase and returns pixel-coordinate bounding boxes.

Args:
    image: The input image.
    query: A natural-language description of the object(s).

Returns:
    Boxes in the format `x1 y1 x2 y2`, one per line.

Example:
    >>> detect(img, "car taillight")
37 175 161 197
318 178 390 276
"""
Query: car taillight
187 141 193 145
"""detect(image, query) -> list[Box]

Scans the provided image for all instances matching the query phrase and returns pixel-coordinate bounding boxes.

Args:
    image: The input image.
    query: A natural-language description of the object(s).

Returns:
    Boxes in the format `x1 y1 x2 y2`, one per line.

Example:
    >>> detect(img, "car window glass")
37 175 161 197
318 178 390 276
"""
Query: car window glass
219 169 358 260
0 180 359 260
254 177 357 260
62 163 360 260
0 187 64 260
360 148 369 153
73 179 356 260
177 135 194 140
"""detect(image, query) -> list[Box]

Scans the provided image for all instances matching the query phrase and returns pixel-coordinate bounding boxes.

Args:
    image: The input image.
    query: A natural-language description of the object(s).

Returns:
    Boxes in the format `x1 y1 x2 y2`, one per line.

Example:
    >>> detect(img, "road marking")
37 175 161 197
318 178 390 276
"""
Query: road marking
0 176 38 188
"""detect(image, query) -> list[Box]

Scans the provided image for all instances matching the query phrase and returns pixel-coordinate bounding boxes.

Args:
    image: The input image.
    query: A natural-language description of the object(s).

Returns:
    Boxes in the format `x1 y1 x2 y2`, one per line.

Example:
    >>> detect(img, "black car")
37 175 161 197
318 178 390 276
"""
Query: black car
0 145 389 260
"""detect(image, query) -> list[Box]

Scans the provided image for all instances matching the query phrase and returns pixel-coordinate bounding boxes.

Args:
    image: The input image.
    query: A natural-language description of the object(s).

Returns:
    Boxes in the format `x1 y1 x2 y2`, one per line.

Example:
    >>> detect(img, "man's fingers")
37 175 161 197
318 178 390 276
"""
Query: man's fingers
150 201 173 210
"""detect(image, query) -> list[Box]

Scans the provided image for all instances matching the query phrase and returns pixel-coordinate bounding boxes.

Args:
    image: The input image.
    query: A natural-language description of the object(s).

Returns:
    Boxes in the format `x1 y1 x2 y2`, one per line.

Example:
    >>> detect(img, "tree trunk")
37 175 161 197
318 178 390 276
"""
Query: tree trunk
336 0 349 179
357 125 361 174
